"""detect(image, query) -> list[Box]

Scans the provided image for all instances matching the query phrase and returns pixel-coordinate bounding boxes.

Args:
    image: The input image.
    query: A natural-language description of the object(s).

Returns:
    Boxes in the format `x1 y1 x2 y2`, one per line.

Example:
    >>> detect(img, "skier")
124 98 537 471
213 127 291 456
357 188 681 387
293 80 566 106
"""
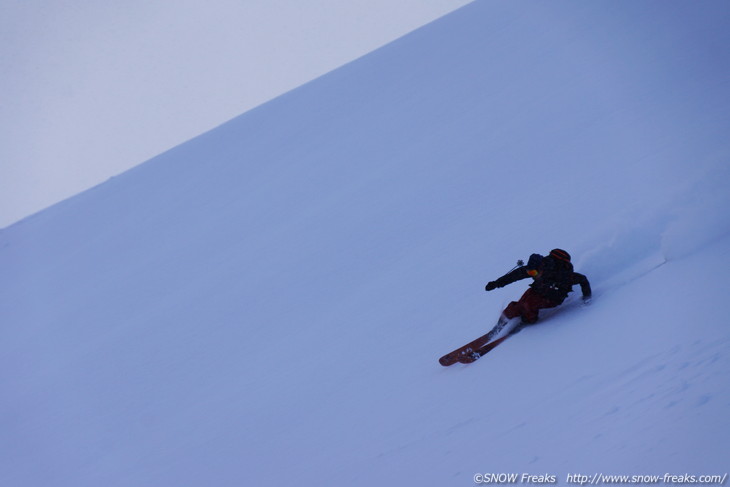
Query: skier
438 249 593 366
485 249 591 325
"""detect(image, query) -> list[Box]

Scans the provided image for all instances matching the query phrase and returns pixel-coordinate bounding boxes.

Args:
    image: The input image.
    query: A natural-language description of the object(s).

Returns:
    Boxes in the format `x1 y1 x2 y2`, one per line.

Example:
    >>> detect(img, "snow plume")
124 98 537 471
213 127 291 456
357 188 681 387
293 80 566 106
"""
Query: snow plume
575 154 730 292
660 158 730 260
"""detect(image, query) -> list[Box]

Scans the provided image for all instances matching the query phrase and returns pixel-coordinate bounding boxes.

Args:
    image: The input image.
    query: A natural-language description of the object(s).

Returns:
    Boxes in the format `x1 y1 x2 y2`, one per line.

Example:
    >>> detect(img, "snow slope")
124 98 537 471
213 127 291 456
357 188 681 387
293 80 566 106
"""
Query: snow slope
2 2 730 486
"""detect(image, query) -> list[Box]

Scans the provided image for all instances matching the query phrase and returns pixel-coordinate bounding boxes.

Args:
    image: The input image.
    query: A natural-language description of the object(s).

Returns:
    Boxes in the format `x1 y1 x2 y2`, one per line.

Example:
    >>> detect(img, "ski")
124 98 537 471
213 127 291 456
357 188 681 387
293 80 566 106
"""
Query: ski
456 324 525 364
438 316 509 366
438 331 493 366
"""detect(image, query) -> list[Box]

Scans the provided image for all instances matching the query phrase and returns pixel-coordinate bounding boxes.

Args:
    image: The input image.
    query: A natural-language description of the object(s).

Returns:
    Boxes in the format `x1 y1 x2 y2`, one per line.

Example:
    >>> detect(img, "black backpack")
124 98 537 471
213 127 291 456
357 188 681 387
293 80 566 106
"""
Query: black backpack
531 255 575 302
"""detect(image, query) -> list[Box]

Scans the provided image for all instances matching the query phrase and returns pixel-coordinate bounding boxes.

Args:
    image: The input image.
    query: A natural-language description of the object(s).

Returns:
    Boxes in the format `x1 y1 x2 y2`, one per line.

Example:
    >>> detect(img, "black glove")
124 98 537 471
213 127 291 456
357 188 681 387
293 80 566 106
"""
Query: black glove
485 281 498 291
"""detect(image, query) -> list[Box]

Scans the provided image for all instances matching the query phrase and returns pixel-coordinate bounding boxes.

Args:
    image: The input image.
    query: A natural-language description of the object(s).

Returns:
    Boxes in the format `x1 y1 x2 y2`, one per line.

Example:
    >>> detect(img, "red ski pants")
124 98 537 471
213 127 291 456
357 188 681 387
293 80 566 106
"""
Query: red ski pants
503 288 559 324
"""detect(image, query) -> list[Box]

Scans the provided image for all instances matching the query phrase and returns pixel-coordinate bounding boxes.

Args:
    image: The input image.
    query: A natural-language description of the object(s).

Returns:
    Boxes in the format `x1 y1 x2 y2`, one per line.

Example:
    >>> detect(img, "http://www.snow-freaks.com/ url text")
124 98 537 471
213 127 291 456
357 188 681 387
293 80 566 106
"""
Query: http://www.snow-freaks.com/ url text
472 473 728 485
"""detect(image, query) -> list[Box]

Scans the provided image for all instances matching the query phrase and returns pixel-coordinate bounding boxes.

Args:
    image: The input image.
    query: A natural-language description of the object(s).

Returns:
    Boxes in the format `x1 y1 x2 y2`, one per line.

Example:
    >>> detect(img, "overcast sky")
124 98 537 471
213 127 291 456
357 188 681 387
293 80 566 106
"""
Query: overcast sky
1 0 471 228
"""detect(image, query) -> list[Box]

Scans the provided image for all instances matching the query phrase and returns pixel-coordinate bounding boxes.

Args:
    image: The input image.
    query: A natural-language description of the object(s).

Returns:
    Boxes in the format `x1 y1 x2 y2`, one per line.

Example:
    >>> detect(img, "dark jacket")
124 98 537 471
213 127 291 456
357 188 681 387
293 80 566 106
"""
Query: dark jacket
492 255 591 304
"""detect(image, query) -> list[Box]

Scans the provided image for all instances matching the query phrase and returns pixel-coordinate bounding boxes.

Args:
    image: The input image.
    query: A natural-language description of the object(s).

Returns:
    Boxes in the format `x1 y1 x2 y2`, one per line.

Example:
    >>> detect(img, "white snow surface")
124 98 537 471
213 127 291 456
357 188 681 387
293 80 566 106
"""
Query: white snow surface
2 2 730 486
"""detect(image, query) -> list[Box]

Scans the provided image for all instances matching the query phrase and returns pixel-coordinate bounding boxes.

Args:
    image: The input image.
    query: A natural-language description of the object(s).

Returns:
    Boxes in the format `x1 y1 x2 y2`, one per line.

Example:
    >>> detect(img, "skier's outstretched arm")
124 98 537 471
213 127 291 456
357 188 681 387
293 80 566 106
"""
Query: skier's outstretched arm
485 267 530 291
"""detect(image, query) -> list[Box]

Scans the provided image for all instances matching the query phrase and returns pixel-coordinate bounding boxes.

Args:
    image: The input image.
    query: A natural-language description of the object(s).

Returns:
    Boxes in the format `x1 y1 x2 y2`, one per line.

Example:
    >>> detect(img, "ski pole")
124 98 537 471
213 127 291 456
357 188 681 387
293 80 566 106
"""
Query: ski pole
505 259 524 273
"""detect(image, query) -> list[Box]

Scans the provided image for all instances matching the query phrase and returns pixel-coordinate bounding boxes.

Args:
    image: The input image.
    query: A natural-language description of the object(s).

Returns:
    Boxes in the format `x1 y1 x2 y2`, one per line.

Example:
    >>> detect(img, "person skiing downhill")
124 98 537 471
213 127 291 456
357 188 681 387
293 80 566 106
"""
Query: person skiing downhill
438 249 592 366
485 248 591 324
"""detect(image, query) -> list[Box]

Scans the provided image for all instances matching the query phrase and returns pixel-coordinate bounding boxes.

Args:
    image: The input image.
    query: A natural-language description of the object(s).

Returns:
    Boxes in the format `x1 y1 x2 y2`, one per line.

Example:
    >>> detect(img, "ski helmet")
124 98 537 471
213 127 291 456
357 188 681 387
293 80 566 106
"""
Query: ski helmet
549 248 571 262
